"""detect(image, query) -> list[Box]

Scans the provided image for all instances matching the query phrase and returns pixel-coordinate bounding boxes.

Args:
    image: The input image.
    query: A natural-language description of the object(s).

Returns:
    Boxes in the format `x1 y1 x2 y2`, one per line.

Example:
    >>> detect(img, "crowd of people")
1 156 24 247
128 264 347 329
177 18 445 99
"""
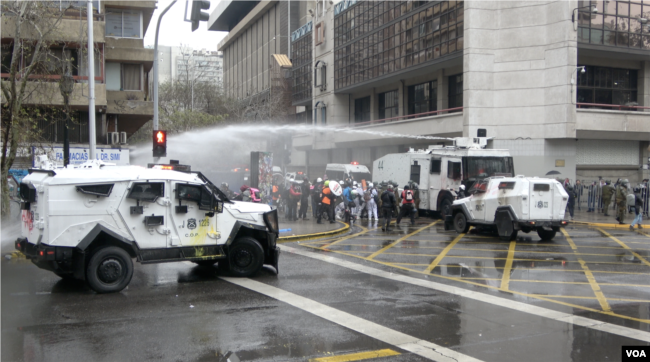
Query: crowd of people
256 176 424 232
561 178 646 229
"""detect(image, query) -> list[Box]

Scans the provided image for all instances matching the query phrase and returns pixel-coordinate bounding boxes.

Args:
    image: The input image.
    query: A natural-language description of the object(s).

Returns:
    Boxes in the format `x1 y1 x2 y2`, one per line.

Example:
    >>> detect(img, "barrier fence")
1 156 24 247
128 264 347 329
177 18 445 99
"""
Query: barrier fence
574 180 648 216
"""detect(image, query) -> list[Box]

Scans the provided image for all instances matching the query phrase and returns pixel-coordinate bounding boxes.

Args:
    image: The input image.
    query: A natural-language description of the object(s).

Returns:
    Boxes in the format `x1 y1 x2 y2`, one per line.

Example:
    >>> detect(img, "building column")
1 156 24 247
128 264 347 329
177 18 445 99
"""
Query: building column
370 87 377 120
436 69 447 111
398 80 405 116
640 60 650 111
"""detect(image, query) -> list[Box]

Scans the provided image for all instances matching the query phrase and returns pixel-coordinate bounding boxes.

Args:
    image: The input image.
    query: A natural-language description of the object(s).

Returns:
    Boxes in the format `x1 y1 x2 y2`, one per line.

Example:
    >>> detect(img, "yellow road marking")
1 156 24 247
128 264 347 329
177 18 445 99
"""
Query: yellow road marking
598 228 650 268
322 225 369 249
529 294 650 303
387 263 650 276
561 228 611 312
365 221 438 260
500 240 517 291
309 349 400 362
424 232 464 273
299 242 650 324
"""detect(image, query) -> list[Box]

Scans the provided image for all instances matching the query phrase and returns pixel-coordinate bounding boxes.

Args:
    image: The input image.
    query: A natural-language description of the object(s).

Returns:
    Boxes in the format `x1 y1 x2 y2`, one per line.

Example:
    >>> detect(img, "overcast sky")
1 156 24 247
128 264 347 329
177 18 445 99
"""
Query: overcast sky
143 0 227 51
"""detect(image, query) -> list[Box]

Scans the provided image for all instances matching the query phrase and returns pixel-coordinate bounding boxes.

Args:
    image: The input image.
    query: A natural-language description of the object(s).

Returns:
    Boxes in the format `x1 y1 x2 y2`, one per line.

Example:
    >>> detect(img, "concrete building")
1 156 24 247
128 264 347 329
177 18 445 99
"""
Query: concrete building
1 1 157 167
157 45 223 86
289 0 650 183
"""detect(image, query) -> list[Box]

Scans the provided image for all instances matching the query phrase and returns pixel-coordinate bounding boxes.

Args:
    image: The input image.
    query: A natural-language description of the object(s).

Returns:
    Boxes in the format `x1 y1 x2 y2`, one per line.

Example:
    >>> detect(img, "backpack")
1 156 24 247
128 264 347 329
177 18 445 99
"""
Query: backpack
405 190 413 201
364 190 371 201
627 193 635 206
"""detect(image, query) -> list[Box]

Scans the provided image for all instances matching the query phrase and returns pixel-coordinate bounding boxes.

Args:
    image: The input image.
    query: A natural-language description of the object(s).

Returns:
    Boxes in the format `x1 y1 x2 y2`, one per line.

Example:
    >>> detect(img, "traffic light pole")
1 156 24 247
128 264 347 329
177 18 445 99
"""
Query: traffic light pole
153 0 177 132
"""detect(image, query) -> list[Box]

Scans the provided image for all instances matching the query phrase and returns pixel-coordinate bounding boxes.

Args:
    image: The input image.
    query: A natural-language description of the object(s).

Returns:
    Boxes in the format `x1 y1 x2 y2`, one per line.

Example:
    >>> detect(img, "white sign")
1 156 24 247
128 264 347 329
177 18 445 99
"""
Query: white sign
32 147 130 166
329 180 342 196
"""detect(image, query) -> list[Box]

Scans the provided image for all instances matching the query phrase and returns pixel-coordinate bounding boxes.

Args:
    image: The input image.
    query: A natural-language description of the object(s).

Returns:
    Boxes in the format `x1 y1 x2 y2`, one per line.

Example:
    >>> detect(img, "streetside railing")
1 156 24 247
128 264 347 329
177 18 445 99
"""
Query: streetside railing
349 107 463 128
576 103 650 111
574 180 648 216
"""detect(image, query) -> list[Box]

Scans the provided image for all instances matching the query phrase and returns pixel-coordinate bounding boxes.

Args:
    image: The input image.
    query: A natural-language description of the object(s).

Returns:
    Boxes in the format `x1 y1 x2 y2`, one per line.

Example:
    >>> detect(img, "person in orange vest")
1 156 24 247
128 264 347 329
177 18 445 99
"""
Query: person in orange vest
271 181 281 206
396 185 416 226
317 180 335 224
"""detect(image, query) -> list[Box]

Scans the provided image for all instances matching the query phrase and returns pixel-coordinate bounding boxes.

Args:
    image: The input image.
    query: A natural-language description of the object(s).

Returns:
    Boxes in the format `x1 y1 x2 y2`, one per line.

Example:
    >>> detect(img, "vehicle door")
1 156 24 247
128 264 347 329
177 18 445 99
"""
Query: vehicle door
467 179 489 221
119 181 169 249
428 157 442 211
446 159 462 192
170 182 220 246
412 158 429 209
529 182 554 220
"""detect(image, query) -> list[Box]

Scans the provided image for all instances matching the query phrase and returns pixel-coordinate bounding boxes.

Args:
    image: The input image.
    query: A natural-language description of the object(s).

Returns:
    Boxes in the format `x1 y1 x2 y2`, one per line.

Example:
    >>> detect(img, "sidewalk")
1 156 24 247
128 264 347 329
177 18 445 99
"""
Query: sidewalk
278 219 349 242
570 207 644 229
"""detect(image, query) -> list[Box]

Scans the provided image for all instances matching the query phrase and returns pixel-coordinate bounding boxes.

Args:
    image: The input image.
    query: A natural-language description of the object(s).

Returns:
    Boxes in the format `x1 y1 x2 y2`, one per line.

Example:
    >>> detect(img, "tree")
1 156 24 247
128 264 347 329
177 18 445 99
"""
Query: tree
1 1 73 216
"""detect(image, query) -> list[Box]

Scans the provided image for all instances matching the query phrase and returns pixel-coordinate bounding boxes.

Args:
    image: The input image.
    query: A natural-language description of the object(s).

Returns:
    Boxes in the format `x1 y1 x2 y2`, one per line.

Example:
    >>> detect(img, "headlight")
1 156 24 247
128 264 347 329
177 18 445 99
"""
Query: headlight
263 209 278 233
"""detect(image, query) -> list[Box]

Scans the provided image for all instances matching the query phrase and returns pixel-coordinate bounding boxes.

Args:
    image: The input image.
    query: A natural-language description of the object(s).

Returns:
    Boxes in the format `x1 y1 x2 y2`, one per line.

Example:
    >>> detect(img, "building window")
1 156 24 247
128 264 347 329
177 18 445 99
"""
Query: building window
106 9 142 38
577 66 638 107
292 22 313 104
106 62 142 91
577 0 650 50
334 1 465 90
408 81 437 116
315 22 324 46
448 74 463 109
378 90 399 119
354 96 371 122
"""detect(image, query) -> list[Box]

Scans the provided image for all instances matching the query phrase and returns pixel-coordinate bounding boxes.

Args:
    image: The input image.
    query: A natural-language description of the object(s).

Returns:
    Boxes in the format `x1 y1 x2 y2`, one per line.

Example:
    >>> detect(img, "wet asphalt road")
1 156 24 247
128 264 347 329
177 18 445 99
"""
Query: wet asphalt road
2 220 650 362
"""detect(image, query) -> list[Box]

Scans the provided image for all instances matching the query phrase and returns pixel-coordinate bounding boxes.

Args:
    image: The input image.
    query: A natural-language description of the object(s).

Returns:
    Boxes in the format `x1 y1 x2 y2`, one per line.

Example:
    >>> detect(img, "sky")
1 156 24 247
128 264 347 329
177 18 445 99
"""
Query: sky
143 0 227 51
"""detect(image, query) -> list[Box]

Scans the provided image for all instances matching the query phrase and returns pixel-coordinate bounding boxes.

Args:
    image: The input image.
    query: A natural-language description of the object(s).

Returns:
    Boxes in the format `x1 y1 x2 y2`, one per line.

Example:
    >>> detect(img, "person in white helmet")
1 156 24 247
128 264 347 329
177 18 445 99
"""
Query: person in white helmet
358 182 378 220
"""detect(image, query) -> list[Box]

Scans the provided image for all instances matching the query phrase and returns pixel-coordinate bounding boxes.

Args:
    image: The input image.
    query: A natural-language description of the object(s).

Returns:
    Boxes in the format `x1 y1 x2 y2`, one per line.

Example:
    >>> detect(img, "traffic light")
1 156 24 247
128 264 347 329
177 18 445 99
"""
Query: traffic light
190 0 211 32
153 130 167 157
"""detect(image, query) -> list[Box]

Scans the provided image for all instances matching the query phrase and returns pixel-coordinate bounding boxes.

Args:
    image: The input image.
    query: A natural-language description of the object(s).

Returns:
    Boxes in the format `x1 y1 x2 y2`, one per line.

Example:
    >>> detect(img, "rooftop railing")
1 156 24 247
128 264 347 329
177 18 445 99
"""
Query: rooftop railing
349 107 463 127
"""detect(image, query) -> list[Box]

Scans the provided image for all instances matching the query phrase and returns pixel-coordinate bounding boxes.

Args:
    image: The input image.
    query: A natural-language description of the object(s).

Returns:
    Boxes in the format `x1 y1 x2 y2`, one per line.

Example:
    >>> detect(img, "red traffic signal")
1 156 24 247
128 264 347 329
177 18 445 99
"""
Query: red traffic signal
153 130 167 157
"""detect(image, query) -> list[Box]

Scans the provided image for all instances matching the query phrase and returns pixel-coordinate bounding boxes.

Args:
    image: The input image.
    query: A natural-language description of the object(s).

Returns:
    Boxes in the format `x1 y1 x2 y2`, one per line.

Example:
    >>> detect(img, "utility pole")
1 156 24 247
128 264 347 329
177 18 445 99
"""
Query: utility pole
87 0 96 160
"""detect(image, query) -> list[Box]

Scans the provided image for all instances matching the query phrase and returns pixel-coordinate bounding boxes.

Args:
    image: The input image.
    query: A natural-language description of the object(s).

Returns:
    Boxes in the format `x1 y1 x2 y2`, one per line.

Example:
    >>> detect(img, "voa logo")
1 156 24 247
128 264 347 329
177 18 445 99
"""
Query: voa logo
625 349 646 358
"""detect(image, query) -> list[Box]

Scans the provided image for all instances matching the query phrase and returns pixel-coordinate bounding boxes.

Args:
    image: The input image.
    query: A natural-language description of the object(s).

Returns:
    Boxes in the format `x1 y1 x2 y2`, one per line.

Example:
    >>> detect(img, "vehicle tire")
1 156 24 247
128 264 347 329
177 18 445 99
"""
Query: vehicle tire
495 211 517 241
86 246 133 293
193 260 218 267
453 212 470 233
439 197 453 219
227 237 264 277
537 229 557 241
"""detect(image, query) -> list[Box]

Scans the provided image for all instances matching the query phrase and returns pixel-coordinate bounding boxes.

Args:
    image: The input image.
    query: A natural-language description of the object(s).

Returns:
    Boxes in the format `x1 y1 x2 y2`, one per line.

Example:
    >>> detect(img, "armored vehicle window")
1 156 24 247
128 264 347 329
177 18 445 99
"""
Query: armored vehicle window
19 183 36 202
199 186 220 211
448 161 461 180
430 159 441 174
128 182 164 202
498 182 516 190
533 184 550 192
77 184 114 197
469 179 488 194
177 184 202 203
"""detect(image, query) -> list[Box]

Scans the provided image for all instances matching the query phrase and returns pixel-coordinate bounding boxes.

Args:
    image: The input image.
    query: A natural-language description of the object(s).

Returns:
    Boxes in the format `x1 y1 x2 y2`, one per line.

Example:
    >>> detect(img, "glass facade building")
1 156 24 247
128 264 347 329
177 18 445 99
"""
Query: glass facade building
334 1 464 90
576 66 638 106
292 22 313 104
577 0 650 49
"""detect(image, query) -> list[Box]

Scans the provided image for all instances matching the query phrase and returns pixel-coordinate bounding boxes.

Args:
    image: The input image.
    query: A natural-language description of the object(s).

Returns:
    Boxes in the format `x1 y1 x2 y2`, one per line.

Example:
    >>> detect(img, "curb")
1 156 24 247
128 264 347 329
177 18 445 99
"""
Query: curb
570 221 640 229
278 221 350 243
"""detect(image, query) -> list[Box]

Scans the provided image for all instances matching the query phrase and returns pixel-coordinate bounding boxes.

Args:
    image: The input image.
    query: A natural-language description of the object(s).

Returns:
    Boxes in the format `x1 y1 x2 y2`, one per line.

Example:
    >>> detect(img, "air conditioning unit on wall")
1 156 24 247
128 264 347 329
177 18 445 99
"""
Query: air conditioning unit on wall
120 132 127 145
107 132 119 145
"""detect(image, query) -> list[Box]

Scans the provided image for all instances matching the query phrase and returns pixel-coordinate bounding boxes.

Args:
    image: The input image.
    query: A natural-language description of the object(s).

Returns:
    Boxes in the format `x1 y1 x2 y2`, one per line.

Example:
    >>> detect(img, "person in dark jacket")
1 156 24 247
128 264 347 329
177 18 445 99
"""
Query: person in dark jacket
312 178 322 218
566 185 576 221
396 185 416 226
299 177 311 220
631 188 644 230
288 180 301 221
380 184 397 232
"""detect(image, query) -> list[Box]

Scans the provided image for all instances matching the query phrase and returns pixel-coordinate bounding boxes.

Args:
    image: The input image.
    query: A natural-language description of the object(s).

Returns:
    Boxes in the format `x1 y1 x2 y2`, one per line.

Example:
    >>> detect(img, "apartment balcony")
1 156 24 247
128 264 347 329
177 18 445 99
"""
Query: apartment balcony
294 108 463 150
576 103 650 140
105 38 154 71
1 16 105 43
106 91 153 136
15 81 107 107
103 1 156 34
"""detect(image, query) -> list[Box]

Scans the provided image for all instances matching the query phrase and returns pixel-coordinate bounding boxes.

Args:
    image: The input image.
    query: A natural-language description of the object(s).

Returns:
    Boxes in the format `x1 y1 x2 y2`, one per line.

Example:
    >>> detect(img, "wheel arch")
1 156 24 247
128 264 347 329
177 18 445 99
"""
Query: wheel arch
225 221 276 258
436 190 454 210
76 224 138 258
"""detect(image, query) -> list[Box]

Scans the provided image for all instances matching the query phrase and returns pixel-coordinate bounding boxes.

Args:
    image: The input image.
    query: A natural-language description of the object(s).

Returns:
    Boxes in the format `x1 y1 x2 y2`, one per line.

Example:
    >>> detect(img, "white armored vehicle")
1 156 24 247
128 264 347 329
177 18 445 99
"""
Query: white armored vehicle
373 137 513 217
15 161 280 293
446 176 569 241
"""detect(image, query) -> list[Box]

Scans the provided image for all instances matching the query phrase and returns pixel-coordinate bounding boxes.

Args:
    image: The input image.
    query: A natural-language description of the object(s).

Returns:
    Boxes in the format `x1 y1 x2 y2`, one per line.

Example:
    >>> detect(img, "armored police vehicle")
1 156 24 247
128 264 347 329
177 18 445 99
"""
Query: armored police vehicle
446 176 569 241
373 137 513 217
15 161 280 293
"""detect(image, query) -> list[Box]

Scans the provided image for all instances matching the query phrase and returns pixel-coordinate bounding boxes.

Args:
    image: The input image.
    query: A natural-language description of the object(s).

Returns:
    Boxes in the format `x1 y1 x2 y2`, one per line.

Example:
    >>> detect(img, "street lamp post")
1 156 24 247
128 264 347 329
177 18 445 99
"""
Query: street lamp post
59 69 74 167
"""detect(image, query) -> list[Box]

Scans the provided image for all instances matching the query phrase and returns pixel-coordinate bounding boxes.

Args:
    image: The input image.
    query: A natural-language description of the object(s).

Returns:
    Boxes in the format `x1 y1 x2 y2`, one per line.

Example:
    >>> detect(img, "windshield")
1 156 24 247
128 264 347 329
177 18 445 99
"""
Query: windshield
350 172 371 183
463 157 513 179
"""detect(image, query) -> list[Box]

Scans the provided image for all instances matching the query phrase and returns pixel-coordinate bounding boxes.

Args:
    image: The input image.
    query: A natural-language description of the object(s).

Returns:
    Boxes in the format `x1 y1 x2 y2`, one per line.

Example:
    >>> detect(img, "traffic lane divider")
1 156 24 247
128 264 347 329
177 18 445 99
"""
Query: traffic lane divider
571 220 636 229
278 221 351 243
